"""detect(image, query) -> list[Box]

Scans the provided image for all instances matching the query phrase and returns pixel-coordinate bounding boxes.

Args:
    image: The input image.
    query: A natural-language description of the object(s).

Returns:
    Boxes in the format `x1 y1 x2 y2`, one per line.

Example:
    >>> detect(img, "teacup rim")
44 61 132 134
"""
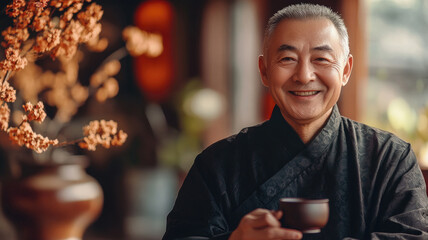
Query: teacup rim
279 197 329 203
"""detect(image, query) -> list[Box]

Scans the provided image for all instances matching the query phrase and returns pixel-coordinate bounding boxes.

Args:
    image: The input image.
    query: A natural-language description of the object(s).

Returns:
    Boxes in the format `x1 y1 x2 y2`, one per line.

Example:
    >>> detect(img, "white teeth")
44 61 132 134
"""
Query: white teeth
292 91 318 96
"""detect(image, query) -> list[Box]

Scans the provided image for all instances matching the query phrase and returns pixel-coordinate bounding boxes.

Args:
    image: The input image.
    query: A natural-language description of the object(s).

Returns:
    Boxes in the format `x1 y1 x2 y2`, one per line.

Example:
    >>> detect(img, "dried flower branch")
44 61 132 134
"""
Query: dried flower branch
8 122 58 153
0 47 29 71
88 26 164 102
0 0 163 156
0 81 17 103
0 0 129 155
22 101 47 123
1 0 104 72
122 26 163 57
0 104 11 131
78 120 128 151
5 101 59 153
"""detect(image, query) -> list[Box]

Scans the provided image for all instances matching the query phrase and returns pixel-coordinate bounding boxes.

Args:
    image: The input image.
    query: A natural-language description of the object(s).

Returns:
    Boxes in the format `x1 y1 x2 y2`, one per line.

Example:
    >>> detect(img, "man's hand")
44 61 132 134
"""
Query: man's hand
229 208 303 240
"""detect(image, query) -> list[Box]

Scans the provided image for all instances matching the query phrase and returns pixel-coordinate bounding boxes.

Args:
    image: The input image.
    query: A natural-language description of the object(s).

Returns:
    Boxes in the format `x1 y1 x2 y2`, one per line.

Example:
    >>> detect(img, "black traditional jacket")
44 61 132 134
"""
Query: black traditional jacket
163 105 428 240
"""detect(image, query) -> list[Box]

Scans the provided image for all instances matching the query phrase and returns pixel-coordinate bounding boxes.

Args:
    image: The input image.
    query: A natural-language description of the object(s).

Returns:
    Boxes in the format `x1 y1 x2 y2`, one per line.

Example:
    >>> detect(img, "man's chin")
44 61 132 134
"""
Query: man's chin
287 107 327 123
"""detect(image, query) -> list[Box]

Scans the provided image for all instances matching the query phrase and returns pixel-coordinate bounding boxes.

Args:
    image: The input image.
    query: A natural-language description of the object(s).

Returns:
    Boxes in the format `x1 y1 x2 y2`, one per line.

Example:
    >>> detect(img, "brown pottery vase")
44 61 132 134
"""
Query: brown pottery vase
1 157 103 240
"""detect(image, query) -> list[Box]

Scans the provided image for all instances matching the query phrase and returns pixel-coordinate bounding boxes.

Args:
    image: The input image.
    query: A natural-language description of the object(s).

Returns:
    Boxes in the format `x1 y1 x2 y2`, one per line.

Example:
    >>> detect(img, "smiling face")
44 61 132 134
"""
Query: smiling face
259 18 353 130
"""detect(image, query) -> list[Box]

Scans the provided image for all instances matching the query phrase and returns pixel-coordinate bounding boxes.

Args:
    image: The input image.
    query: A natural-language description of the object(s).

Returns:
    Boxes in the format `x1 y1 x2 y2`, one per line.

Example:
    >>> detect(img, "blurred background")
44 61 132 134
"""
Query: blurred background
1 0 428 239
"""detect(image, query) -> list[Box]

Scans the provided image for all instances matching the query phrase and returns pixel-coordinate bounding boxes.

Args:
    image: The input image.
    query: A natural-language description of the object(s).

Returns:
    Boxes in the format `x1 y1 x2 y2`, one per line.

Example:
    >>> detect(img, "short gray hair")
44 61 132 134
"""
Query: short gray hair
263 3 350 57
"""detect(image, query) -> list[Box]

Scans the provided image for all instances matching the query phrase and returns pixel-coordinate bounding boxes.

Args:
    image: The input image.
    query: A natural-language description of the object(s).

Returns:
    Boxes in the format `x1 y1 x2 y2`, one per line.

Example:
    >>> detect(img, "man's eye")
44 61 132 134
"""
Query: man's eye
281 57 294 62
315 58 329 62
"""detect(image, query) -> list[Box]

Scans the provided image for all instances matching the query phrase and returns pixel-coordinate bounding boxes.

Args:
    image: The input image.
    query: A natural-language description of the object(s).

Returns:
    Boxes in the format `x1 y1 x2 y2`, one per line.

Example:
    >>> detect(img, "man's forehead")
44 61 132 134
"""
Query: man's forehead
267 18 341 51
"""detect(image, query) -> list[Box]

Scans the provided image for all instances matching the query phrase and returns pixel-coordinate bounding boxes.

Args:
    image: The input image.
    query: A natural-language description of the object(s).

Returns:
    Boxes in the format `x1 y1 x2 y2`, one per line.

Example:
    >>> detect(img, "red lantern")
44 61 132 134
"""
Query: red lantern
133 0 174 102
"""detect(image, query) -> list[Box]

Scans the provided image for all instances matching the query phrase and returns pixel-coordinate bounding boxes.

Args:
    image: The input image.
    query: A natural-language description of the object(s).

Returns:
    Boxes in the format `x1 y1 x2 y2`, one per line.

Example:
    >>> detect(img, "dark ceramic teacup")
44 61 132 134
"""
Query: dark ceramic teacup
279 198 329 233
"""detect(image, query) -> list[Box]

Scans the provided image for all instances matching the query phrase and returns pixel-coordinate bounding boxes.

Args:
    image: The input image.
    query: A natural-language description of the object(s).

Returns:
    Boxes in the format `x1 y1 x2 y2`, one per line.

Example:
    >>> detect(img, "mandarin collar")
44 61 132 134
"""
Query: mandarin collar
268 105 341 158
304 104 341 159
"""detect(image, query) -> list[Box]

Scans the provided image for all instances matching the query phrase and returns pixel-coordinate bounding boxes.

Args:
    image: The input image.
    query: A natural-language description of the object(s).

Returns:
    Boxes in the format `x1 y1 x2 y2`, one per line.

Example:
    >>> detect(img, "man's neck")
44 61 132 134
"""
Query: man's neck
281 109 332 144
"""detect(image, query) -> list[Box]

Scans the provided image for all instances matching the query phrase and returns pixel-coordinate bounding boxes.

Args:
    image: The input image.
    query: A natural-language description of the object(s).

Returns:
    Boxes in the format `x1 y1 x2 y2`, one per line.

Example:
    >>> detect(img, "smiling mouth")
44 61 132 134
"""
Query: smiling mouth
290 91 320 96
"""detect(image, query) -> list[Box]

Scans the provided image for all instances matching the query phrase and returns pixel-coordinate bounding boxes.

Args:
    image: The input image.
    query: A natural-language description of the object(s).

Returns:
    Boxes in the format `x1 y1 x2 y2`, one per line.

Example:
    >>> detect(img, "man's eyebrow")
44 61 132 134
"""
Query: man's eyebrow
277 44 296 52
277 44 333 52
312 45 333 51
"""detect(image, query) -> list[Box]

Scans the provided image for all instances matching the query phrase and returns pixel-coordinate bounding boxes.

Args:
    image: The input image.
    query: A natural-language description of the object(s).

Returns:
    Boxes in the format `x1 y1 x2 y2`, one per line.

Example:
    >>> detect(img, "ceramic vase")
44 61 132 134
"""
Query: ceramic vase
1 157 103 240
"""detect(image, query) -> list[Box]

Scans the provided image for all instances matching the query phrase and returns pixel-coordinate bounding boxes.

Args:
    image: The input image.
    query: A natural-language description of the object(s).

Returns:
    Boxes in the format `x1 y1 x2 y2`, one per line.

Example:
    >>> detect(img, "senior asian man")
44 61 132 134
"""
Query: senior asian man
163 3 428 240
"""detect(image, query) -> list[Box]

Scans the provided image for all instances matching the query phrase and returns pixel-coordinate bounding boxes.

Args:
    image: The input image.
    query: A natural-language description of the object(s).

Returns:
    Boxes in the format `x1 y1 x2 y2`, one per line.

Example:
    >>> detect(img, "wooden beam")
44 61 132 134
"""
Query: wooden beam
339 0 368 121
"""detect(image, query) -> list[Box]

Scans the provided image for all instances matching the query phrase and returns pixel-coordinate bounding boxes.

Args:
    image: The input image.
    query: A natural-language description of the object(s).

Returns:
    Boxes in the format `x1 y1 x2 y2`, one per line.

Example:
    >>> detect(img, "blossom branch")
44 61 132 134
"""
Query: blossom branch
56 120 128 151
1 71 12 85
0 1 131 156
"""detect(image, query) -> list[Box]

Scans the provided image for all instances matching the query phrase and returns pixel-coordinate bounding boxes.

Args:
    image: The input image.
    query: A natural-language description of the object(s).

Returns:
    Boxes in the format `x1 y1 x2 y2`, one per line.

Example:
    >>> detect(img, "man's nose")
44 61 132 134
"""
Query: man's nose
293 60 315 84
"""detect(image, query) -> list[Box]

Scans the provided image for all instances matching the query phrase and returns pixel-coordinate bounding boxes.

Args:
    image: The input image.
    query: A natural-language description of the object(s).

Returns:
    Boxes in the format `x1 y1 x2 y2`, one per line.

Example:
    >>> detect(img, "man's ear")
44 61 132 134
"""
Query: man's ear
342 54 353 86
258 55 269 87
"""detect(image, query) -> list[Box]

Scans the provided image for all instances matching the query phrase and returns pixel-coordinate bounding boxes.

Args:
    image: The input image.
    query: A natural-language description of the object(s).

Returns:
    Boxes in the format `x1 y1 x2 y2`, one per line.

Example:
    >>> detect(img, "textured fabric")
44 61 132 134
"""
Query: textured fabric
163 105 428 240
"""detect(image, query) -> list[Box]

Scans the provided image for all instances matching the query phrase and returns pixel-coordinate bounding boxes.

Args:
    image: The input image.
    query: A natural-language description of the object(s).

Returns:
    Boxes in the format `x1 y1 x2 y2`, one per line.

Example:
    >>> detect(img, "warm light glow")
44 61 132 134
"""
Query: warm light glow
418 113 428 133
387 98 417 133
183 88 224 121
419 143 428 169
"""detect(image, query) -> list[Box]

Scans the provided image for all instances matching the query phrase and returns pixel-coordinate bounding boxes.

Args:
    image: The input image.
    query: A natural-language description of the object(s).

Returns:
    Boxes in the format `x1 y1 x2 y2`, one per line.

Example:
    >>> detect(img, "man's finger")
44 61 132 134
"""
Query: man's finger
280 228 303 240
241 210 281 229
